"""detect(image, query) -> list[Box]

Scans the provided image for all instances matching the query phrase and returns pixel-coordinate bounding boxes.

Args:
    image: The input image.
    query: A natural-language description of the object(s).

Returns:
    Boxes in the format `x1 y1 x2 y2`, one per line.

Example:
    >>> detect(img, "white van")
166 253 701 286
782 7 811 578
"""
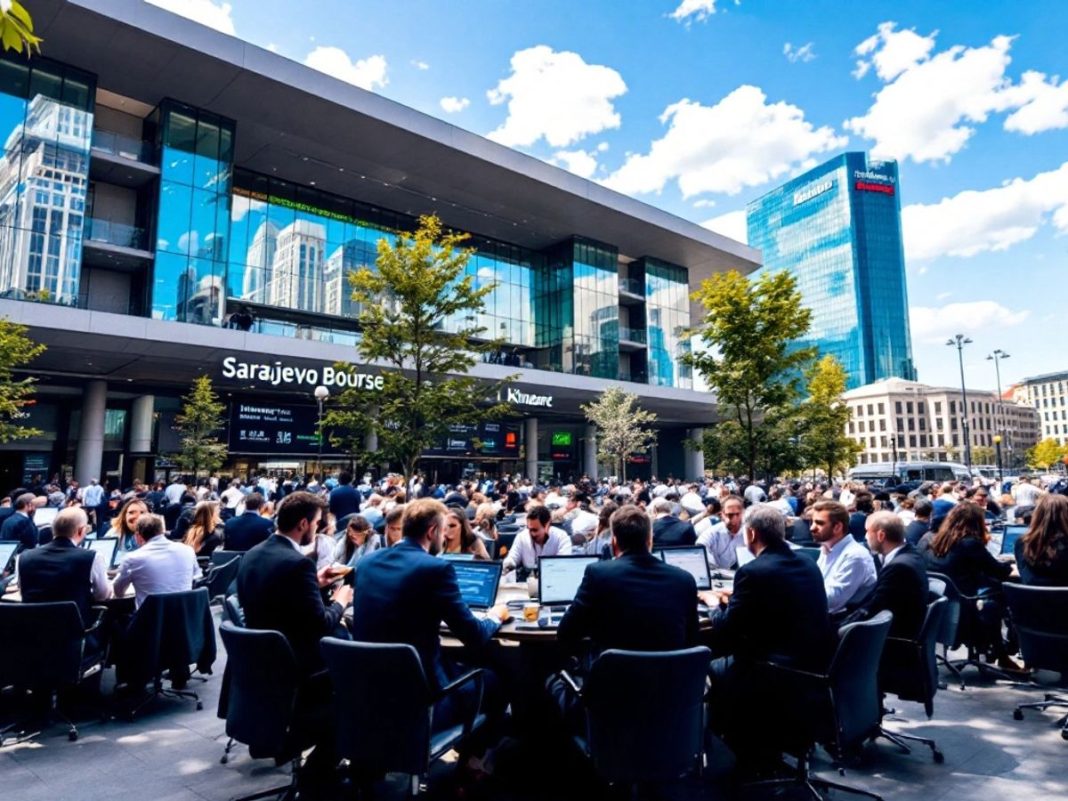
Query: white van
848 461 972 485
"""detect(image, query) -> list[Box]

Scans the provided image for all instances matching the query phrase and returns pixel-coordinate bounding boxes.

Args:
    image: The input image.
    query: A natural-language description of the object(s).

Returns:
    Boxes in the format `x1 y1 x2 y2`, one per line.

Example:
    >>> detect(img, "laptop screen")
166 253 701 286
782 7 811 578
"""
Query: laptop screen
32 507 58 529
0 541 17 573
1001 525 1028 556
657 546 712 590
452 561 502 609
86 537 119 569
538 556 598 606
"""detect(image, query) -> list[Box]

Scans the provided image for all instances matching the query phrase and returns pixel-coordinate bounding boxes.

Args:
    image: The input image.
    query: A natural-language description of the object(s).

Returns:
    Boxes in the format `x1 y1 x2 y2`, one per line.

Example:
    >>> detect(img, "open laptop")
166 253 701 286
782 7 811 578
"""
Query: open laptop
32 507 58 530
1000 525 1028 556
452 560 503 610
85 536 119 569
442 553 476 562
656 546 712 591
0 541 17 575
538 555 598 611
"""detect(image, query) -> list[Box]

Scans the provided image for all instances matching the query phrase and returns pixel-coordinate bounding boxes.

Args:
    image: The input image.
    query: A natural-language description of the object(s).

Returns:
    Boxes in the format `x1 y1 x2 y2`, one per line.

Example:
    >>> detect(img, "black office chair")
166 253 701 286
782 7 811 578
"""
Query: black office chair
558 647 711 787
320 638 486 796
1003 583 1068 740
196 554 242 604
0 601 106 743
218 622 303 800
116 588 216 716
494 532 518 561
927 571 1015 687
748 611 894 801
796 546 822 562
876 595 948 762
223 593 246 627
211 549 245 568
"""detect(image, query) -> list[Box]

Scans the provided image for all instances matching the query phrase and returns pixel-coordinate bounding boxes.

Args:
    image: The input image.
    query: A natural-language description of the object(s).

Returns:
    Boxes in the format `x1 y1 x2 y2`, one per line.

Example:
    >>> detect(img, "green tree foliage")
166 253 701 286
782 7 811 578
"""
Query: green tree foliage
323 214 513 482
581 386 658 481
0 317 45 443
1027 438 1066 470
971 445 996 465
685 269 814 480
797 355 862 478
173 375 227 478
0 2 41 54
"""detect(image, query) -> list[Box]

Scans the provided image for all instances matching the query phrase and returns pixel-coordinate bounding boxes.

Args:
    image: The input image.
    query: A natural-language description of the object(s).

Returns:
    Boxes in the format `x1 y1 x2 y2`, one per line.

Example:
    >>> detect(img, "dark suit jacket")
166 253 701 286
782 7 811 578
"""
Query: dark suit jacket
923 536 1011 597
653 515 697 547
328 484 362 521
904 519 929 546
16 537 97 623
557 550 699 655
849 512 869 542
237 535 344 677
0 512 38 551
223 511 275 552
349 539 498 690
1014 537 1068 587
708 539 832 672
845 543 928 639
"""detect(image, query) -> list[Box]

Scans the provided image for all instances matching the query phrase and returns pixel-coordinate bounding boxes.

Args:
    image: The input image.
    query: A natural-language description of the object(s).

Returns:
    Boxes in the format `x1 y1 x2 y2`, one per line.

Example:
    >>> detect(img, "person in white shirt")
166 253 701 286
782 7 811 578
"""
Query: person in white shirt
810 499 876 615
220 479 244 510
565 493 599 540
502 504 571 573
697 495 746 569
1012 476 1044 508
164 478 187 507
112 513 201 608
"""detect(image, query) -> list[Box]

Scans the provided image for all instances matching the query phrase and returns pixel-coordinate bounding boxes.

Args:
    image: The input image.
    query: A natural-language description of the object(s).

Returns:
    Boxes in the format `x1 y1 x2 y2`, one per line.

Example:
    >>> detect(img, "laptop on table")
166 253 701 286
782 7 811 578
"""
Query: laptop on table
452 560 503 611
1000 525 1028 556
535 555 599 626
655 546 713 591
84 536 120 570
0 541 18 575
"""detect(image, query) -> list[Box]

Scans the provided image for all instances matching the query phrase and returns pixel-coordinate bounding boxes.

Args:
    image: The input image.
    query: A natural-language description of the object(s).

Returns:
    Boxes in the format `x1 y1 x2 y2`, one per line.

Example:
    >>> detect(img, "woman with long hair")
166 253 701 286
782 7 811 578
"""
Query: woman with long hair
332 514 381 569
183 500 224 557
584 500 619 558
1015 493 1068 587
107 497 148 553
442 508 489 560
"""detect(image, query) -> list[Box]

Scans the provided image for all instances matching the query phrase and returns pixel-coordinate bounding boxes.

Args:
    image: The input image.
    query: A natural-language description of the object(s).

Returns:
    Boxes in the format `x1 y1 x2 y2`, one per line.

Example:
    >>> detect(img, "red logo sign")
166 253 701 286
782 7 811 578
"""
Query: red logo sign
855 181 894 196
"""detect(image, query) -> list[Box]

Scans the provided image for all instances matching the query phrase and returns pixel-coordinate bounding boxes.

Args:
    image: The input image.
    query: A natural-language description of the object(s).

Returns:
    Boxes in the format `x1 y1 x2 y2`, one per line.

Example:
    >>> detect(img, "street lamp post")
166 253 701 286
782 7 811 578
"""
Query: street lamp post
994 434 1003 484
986 349 1010 470
946 335 973 470
314 385 330 488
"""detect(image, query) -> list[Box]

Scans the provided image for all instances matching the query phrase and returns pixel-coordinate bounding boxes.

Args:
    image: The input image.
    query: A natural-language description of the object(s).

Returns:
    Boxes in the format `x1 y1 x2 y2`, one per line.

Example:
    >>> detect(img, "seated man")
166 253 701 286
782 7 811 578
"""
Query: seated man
1 492 39 551
811 500 877 617
905 498 933 546
501 504 571 576
113 514 201 608
223 491 274 551
696 494 745 569
650 497 697 547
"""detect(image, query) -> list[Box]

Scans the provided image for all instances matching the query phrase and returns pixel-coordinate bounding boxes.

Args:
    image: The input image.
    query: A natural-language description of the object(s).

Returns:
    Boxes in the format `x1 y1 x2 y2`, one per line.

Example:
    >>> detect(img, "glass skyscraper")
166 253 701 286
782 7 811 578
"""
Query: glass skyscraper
747 152 916 389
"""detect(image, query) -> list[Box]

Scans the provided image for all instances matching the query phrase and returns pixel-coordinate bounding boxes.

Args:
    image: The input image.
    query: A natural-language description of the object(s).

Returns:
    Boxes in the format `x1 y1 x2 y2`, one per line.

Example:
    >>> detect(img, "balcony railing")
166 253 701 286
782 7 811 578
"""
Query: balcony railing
85 218 149 251
618 325 647 344
91 129 155 164
618 277 644 296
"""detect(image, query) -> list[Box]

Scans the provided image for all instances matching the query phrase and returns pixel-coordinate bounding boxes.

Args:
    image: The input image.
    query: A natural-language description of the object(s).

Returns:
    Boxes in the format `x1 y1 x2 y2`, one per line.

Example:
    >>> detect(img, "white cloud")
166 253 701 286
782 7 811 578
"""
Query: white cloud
147 0 235 34
700 209 747 243
902 160 1068 261
853 22 936 82
551 149 598 179
411 60 430 71
603 85 845 198
304 46 387 91
670 0 737 24
692 198 717 209
595 142 610 153
439 96 470 113
486 45 626 148
910 301 1030 345
1003 70 1068 134
783 42 816 64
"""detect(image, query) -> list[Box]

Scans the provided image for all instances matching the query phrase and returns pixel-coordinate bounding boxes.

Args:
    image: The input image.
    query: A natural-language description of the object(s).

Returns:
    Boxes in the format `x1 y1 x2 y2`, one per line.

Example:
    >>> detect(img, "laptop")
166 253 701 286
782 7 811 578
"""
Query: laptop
442 553 476 561
451 560 503 610
85 536 119 569
0 541 17 574
1000 525 1028 556
656 546 712 591
32 507 58 529
538 555 598 609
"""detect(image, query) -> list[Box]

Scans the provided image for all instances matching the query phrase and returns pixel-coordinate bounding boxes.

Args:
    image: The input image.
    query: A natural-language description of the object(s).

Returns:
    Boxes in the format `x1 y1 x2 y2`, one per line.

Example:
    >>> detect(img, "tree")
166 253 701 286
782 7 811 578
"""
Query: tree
323 214 513 483
1027 438 1066 471
173 375 227 479
798 355 862 478
685 269 815 480
971 446 996 465
0 317 45 443
581 386 658 481
0 2 41 54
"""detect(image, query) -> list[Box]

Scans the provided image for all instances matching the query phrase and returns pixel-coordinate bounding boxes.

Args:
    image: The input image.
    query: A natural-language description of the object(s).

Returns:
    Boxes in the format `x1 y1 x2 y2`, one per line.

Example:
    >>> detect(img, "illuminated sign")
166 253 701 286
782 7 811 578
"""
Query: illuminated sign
506 387 553 408
221 356 383 390
792 178 834 206
552 431 573 447
853 169 894 184
855 181 895 196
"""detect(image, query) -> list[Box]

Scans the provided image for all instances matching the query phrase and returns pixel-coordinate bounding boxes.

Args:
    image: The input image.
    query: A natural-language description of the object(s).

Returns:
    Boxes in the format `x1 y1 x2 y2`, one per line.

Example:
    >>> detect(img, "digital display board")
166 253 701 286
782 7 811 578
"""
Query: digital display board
228 402 342 455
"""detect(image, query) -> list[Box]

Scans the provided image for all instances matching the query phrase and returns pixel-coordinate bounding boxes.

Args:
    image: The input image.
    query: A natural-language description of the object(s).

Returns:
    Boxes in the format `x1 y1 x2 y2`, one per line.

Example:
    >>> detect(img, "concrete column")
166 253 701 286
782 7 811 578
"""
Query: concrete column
364 428 378 454
687 428 706 480
75 380 107 485
524 417 538 481
129 394 155 453
583 424 598 480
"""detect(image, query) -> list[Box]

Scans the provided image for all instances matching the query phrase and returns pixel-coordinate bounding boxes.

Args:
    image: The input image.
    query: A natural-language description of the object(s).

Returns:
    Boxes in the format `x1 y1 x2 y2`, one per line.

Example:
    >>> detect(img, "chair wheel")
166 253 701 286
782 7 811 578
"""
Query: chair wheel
68 730 78 742
196 702 203 710
933 750 944 764
1061 730 1068 741
1013 709 1024 721
220 755 228 764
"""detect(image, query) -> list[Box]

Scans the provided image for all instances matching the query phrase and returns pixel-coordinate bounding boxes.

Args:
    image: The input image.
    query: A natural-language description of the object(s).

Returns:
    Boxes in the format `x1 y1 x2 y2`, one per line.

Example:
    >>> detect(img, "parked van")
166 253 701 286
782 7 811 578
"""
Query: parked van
847 461 972 485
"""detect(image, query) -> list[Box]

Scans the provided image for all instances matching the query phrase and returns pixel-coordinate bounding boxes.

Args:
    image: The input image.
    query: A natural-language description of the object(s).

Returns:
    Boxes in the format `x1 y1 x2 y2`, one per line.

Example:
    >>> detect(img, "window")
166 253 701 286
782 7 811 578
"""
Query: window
878 403 885 415
895 401 902 414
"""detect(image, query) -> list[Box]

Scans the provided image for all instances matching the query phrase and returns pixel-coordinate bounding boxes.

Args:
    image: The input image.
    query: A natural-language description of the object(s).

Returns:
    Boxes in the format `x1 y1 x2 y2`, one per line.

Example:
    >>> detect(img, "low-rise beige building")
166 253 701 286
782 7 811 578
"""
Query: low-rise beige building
1011 371 1068 446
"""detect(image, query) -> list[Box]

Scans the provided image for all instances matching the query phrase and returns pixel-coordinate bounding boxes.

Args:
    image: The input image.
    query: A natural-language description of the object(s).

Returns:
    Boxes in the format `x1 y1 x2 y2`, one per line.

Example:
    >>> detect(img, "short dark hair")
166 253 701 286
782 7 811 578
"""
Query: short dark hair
136 513 164 540
402 498 447 540
385 505 405 525
276 491 326 534
854 492 875 514
14 492 35 511
610 505 651 553
244 491 265 511
526 505 552 526
812 500 849 534
338 471 353 485
748 505 785 544
914 498 933 518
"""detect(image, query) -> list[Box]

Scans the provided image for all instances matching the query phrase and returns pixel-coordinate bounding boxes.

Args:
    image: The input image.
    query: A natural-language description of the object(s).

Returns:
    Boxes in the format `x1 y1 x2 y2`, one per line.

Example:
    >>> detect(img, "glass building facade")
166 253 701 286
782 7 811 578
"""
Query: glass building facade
746 152 916 389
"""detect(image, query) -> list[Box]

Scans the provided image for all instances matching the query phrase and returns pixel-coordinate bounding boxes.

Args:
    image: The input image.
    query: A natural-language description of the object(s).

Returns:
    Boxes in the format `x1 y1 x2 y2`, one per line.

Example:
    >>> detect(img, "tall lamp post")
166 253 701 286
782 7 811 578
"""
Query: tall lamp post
946 335 973 470
986 349 1010 474
314 385 329 487
994 435 1003 484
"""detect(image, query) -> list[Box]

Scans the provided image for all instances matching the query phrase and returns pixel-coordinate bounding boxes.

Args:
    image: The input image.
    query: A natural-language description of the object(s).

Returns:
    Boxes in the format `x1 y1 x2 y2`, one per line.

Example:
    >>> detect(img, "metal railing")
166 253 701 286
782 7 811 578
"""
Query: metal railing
618 277 644 296
91 129 155 164
618 325 647 344
85 218 149 250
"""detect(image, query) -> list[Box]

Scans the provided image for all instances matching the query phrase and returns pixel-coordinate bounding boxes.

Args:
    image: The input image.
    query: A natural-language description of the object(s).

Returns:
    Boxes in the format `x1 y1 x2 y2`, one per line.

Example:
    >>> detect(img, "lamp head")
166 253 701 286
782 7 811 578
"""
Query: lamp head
314 385 330 401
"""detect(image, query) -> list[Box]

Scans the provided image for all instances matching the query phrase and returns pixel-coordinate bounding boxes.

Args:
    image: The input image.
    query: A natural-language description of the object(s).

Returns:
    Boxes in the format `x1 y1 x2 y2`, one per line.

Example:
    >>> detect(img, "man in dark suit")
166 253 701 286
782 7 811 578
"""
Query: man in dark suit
703 505 832 761
558 503 699 655
328 471 361 522
223 492 274 551
848 492 874 541
651 497 697 546
1 493 39 551
905 498 932 546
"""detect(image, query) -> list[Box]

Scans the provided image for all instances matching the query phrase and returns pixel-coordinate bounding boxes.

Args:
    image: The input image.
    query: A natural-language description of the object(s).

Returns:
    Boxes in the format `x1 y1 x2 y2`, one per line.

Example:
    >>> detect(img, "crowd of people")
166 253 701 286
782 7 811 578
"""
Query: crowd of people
2 466 1067 794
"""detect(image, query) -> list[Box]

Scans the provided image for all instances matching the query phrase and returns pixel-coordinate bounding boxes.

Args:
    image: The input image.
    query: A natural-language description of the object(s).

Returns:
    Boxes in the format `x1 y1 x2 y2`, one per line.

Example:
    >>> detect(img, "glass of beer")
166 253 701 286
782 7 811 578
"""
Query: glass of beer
523 602 539 622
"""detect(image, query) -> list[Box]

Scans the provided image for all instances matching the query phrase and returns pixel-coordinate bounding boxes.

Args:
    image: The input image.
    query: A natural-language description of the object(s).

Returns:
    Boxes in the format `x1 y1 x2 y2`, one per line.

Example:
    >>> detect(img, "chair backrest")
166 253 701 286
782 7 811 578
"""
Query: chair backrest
206 556 242 599
928 577 946 598
223 594 245 627
828 611 893 750
796 546 821 563
320 638 433 776
927 571 962 649
219 622 300 758
211 549 244 568
495 532 518 559
0 601 85 688
1003 583 1068 674
881 596 948 717
121 588 213 684
583 647 712 783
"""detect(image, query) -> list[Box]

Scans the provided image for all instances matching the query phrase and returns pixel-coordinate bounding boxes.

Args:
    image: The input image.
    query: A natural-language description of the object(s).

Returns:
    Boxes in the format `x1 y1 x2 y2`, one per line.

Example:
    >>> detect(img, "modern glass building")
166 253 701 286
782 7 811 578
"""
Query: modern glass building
746 152 916 390
0 0 760 490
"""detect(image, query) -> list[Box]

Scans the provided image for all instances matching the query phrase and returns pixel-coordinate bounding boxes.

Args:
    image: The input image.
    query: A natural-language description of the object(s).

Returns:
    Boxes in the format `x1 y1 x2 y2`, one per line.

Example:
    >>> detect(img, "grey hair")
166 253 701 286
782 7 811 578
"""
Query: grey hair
747 504 786 543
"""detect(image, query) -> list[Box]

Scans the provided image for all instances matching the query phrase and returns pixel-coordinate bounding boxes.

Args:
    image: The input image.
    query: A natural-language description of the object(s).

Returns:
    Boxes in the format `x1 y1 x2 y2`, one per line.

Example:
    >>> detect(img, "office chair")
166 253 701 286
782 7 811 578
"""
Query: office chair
196 554 242 604
927 571 1016 688
557 647 711 787
320 638 486 797
223 593 246 627
495 532 518 560
1003 583 1068 740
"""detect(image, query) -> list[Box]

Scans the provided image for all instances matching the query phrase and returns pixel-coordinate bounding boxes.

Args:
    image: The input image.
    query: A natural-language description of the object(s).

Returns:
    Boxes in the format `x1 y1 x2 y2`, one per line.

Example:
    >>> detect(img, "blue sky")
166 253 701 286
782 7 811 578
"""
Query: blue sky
149 0 1068 392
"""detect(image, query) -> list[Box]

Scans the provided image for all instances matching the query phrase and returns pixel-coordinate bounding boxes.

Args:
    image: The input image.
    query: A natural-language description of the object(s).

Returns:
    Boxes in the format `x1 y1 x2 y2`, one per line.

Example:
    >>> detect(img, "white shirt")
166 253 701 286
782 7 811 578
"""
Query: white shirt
569 508 599 537
503 526 572 571
82 483 105 507
817 535 877 614
744 485 767 504
220 486 244 509
697 521 746 569
1013 482 1042 507
164 482 186 506
112 535 201 608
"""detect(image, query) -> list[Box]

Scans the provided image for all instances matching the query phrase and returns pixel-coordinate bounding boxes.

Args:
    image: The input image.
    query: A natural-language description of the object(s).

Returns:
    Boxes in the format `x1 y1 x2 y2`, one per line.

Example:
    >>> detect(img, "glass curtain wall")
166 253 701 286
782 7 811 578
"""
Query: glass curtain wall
644 258 691 388
151 100 234 323
0 56 93 306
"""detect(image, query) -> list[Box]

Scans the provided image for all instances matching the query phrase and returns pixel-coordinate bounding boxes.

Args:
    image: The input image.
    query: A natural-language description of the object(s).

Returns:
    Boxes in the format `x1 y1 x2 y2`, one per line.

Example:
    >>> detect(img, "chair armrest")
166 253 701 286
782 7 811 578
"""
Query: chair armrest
558 669 583 698
84 605 109 635
437 668 483 700
755 660 828 683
